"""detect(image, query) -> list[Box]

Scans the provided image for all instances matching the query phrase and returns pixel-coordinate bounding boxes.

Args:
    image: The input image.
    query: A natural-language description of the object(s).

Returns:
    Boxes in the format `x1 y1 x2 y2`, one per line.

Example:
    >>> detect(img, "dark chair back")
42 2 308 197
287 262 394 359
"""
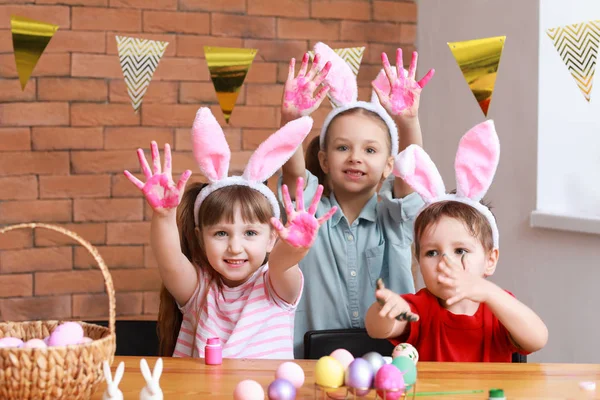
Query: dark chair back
88 320 159 357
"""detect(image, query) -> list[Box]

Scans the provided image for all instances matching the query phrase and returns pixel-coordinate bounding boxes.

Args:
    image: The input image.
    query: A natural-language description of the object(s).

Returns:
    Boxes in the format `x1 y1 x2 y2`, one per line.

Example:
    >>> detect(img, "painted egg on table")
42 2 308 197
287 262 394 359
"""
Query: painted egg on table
362 351 385 375
0 337 24 348
345 358 373 396
22 339 47 349
391 343 419 365
233 379 265 400
315 356 344 390
392 355 417 386
330 348 354 370
375 364 405 400
48 322 84 347
275 361 305 389
267 378 296 400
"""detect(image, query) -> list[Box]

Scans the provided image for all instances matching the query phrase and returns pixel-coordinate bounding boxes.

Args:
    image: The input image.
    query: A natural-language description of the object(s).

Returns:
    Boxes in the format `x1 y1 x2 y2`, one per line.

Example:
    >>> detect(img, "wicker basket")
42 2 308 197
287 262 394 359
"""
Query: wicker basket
0 223 116 400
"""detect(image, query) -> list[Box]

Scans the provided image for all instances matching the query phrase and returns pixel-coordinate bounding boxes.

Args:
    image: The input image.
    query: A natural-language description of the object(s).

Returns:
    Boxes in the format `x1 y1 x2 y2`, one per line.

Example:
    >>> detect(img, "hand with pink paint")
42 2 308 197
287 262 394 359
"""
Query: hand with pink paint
281 53 332 123
124 141 192 216
271 177 336 249
372 49 435 118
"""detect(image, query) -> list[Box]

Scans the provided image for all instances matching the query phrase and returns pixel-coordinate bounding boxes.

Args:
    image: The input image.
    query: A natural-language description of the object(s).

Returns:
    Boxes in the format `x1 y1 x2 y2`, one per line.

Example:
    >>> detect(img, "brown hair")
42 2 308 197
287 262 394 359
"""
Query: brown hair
413 200 495 258
157 183 274 356
305 107 392 195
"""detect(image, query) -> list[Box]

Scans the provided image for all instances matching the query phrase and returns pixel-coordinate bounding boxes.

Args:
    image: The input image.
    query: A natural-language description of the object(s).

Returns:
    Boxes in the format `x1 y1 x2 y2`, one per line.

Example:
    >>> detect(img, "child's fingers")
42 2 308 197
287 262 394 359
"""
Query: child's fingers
308 185 323 215
445 294 463 307
313 84 330 105
396 311 419 322
306 53 320 80
376 278 385 291
418 68 435 88
287 58 296 82
137 148 152 179
441 253 461 271
371 83 388 107
151 141 161 175
395 48 405 81
407 50 418 80
281 184 295 218
124 170 145 190
313 61 331 87
317 206 337 225
295 177 305 212
176 170 192 192
381 52 397 85
438 274 454 286
298 53 309 77
163 143 172 178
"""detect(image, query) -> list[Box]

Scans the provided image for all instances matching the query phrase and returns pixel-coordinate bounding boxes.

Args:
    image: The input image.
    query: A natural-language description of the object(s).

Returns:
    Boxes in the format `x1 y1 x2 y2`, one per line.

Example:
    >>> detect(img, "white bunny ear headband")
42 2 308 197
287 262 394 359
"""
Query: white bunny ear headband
312 42 399 155
192 107 313 226
394 120 500 248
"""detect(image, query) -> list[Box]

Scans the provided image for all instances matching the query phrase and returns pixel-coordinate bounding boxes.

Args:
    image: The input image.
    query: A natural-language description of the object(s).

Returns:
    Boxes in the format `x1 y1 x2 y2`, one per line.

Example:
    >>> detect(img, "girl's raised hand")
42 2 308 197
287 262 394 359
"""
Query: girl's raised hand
271 176 336 249
281 53 332 121
124 141 192 216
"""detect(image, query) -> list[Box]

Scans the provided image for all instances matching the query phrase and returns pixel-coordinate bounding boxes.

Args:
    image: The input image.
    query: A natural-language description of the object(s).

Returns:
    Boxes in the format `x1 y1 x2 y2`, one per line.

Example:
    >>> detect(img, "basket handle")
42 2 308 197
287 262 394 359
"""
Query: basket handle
0 223 116 336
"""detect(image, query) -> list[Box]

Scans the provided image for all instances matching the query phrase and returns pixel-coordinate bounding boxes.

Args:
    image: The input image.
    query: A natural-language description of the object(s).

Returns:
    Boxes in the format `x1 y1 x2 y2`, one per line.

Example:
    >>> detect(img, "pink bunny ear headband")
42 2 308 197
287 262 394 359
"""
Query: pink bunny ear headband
394 120 500 248
312 42 399 156
192 108 313 226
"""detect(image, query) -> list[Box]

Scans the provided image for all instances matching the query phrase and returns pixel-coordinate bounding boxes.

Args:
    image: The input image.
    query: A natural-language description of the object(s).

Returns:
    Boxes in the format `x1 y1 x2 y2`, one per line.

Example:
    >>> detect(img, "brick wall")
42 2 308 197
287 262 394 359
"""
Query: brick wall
0 0 416 322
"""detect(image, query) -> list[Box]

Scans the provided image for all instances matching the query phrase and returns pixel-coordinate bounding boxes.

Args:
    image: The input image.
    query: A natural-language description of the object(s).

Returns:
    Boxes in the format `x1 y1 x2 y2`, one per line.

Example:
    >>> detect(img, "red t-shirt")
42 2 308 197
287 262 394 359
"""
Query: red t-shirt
390 289 528 362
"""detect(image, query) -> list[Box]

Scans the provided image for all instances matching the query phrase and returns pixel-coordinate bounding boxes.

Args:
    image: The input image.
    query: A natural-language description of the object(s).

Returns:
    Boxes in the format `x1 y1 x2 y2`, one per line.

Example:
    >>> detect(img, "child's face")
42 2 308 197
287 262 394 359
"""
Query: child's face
201 205 275 287
418 216 498 301
318 113 394 196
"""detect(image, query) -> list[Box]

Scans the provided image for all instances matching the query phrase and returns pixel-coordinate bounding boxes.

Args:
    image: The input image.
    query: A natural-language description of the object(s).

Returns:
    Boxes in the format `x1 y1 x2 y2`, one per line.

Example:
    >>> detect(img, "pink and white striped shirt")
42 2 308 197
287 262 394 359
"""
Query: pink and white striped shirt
173 264 302 359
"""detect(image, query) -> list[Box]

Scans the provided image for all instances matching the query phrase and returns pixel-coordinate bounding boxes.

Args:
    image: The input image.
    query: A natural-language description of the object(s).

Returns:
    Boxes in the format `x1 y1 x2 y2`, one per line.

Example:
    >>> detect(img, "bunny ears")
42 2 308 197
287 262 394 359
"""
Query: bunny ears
394 120 501 248
192 108 313 225
313 42 399 155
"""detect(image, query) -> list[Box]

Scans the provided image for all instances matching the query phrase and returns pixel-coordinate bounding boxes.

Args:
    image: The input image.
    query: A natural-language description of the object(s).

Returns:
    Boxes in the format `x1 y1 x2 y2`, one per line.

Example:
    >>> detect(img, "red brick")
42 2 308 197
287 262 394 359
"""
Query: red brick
211 13 275 38
176 35 242 57
111 268 162 291
0 229 32 250
400 23 416 45
74 245 143 269
246 62 277 83
72 292 143 318
278 19 340 40
109 80 177 104
71 150 139 174
39 175 111 199
0 128 30 151
110 0 176 8
143 291 159 314
34 223 106 247
0 274 32 298
144 11 209 35
141 104 198 127
228 106 278 128
36 0 106 5
106 222 150 245
0 79 36 102
242 129 275 150
38 78 107 102
0 295 71 321
0 5 70 29
373 1 417 22
72 7 141 32
46 30 106 53
179 0 245 12
0 152 69 176
106 32 175 57
364 43 414 66
179 82 219 103
0 29 10 52
71 103 140 127
0 0 33 3
0 176 37 200
72 54 123 79
0 102 68 127
32 127 103 150
74 198 143 222
105 127 174 150
311 0 371 20
175 127 241 151
143 246 157 268
246 84 283 106
111 173 144 197
0 200 72 224
0 247 72 273
357 64 386 86
153 57 209 81
341 21 404 44
244 39 307 62
35 270 104 295
0 54 70 78
248 0 308 17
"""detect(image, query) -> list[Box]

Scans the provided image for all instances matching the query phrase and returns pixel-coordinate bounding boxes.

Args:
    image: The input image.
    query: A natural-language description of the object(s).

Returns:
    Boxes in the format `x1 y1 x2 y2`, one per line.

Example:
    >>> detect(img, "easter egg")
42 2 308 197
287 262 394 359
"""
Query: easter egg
267 378 296 400
315 356 344 390
362 351 385 375
0 337 23 348
383 356 392 364
79 337 93 345
48 322 84 347
375 364 405 400
330 348 354 370
233 379 265 400
23 339 47 349
392 356 417 386
345 358 373 396
391 343 419 365
275 362 305 389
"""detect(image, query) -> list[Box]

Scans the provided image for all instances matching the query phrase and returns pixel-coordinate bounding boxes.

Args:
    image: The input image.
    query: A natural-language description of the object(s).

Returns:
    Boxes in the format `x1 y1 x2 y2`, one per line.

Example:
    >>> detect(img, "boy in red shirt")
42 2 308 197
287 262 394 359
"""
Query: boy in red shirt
365 120 548 362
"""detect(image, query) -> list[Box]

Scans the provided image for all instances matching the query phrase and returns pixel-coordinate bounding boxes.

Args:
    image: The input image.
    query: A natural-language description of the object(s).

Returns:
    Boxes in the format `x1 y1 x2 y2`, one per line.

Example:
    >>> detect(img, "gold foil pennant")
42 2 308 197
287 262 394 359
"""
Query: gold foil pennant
448 36 506 116
204 46 257 124
11 15 59 90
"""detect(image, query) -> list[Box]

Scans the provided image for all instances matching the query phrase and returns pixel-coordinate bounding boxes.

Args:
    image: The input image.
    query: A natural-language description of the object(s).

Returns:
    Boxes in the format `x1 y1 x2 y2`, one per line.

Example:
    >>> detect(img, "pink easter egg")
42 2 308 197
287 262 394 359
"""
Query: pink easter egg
79 337 93 345
48 322 84 347
23 339 48 349
275 361 305 389
233 379 265 400
0 337 23 348
375 364 405 400
330 348 354 370
43 336 50 345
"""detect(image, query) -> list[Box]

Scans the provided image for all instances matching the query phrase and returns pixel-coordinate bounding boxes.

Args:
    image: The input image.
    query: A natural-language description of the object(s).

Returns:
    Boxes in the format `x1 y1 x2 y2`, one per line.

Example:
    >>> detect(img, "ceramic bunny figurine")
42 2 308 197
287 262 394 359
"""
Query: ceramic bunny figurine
102 360 125 400
139 358 163 400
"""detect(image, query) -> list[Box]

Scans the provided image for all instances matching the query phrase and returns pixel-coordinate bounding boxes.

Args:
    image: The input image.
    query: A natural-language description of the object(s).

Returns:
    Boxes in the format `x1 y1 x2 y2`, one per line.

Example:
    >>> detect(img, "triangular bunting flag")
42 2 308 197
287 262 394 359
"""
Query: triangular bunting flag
546 20 600 102
116 36 169 112
448 36 506 116
204 46 257 124
11 15 59 90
